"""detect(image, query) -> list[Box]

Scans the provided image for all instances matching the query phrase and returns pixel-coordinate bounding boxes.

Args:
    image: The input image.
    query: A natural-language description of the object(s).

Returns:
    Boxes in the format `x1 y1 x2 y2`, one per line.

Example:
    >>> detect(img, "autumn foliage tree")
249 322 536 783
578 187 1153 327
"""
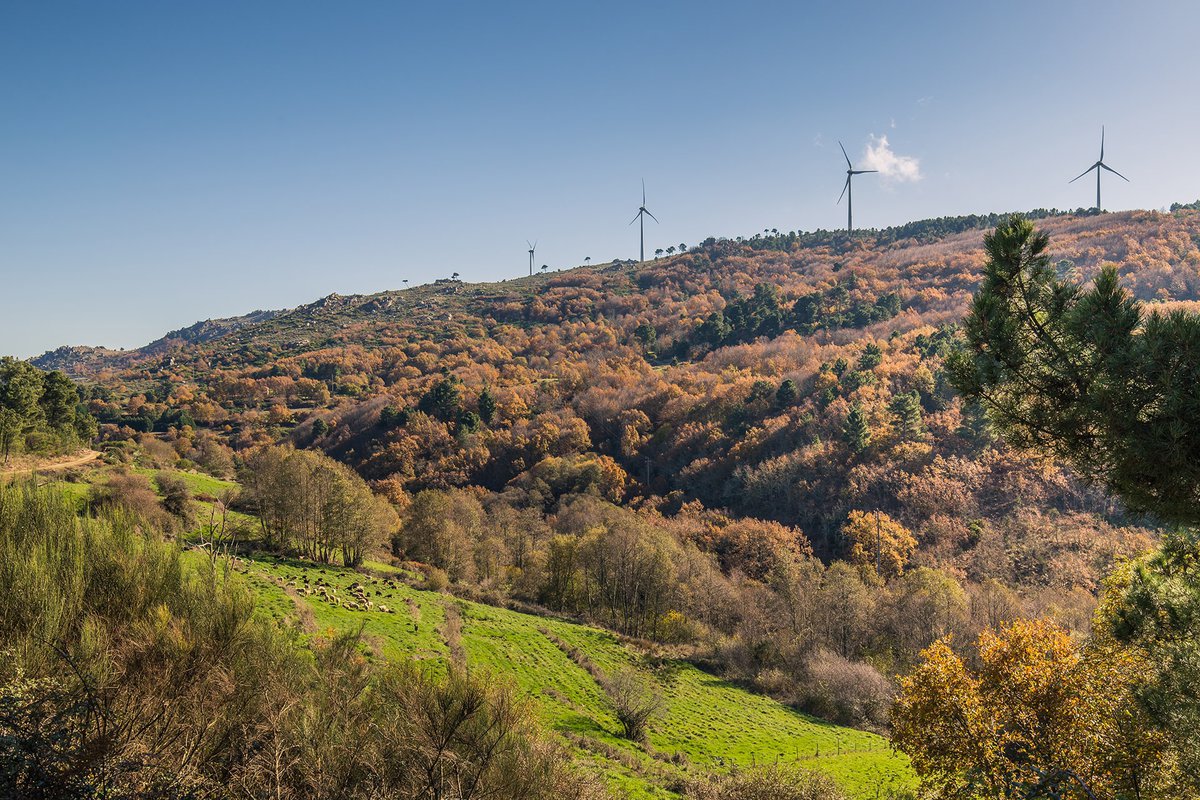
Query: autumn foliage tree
241 445 398 566
892 618 1176 799
840 510 916 579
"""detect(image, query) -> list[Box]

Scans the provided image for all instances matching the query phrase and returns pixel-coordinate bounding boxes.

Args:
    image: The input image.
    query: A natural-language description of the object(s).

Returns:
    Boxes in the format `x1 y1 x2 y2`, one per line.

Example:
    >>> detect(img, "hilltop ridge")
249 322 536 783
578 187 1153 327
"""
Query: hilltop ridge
31 206 1130 378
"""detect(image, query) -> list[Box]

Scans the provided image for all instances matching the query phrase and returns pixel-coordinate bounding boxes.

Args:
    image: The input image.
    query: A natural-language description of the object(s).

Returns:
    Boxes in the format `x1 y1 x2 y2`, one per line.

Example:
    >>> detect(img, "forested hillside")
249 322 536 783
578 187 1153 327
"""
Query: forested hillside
59 210 1200 562
24 208 1193 720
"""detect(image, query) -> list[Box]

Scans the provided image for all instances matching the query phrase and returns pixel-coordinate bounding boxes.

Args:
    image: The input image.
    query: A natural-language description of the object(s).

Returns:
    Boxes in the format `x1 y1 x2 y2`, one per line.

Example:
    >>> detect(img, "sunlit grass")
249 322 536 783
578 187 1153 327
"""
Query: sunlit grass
242 554 913 799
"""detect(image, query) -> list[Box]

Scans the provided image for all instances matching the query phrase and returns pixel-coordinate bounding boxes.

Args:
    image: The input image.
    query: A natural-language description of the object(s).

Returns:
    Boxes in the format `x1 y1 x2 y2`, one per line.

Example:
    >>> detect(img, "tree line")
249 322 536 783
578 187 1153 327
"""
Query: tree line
240 445 398 567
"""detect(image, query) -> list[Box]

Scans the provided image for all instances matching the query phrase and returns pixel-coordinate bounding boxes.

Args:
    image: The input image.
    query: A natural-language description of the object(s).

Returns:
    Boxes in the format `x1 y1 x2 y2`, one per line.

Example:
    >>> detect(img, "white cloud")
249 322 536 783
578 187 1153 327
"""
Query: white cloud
861 134 922 182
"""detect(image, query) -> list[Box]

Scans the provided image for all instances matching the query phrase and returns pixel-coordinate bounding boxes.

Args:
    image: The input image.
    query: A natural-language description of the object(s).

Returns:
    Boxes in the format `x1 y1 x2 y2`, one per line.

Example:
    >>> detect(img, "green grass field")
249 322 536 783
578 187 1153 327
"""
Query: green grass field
236 553 914 799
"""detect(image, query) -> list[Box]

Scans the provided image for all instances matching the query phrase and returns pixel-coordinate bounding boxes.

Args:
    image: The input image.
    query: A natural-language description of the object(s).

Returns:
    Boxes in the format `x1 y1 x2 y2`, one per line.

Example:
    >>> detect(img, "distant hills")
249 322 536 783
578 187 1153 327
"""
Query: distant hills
33 309 279 378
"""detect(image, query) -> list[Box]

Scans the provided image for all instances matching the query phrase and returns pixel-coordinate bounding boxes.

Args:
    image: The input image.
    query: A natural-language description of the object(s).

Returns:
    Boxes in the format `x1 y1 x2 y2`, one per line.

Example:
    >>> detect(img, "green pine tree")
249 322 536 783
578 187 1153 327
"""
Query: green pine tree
776 379 799 408
477 385 497 425
947 213 1200 525
890 391 925 441
858 343 883 371
842 402 871 454
417 376 462 422
0 357 44 462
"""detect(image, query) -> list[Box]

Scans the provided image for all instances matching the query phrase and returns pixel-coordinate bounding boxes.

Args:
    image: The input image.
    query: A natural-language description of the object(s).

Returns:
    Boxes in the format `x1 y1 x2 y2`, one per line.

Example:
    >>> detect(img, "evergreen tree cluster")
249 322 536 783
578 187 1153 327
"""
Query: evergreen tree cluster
0 357 95 462
693 281 902 351
949 214 1200 527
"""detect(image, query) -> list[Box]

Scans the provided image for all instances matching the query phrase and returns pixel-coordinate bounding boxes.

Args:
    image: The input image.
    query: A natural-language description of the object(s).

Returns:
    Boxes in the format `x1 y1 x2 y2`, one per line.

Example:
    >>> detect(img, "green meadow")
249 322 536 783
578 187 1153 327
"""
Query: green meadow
237 553 913 799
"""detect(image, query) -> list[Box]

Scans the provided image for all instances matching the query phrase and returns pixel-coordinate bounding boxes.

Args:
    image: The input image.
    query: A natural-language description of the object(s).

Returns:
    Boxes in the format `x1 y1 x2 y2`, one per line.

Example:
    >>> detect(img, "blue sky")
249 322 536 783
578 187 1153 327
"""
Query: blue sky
2 0 1198 357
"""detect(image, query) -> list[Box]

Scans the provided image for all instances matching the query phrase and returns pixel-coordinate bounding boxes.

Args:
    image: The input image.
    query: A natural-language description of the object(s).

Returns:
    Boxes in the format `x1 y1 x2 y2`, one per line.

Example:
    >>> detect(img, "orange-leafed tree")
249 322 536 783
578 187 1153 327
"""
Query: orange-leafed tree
892 618 1175 799
841 509 916 579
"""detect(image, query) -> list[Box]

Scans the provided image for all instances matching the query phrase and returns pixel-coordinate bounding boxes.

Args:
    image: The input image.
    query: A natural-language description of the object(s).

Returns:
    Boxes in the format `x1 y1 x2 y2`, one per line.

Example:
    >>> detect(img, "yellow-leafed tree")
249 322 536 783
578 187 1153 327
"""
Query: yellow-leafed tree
841 510 916 579
891 618 1177 799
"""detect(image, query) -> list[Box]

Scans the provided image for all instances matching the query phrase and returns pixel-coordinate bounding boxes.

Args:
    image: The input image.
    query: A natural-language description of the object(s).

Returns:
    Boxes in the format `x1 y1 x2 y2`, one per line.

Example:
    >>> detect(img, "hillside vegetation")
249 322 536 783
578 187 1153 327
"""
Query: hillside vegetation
241 552 912 798
11 209 1200 798
32 210 1200 740
54 211 1200 586
0 474 909 799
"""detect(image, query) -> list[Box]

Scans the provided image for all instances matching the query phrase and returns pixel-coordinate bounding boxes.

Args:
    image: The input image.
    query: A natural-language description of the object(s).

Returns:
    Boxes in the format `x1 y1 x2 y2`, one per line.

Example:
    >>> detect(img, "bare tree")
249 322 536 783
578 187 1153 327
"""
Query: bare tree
602 668 662 743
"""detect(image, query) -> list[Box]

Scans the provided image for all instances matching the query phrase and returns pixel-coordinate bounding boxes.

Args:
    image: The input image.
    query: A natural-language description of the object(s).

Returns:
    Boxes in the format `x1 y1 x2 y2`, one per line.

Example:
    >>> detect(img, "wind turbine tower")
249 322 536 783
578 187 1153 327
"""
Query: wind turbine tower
629 180 659 262
527 241 537 277
837 141 878 234
1070 126 1129 212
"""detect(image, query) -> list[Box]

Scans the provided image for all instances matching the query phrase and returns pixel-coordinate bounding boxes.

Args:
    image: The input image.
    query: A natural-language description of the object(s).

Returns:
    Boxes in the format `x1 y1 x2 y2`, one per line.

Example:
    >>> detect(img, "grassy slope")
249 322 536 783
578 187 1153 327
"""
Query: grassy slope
47 465 912 796
237 554 913 799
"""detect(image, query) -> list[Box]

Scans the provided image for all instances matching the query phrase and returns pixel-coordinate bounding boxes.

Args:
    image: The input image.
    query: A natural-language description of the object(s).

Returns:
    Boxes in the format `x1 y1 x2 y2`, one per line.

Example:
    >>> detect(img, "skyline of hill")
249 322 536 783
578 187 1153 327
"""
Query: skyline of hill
30 204 1199 369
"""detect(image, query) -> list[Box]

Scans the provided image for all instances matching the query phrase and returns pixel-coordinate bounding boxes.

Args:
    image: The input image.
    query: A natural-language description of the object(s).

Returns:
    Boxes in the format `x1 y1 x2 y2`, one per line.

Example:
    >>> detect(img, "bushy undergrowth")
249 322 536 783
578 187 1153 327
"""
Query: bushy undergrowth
685 764 850 800
796 650 893 729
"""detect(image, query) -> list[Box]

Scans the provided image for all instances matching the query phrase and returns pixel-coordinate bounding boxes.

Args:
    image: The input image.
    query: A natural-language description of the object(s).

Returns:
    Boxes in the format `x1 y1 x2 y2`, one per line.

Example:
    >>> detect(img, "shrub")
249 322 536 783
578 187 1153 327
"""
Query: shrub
798 649 893 728
139 435 180 468
425 566 451 592
88 471 173 530
603 668 663 742
686 764 848 800
155 472 194 525
657 609 699 644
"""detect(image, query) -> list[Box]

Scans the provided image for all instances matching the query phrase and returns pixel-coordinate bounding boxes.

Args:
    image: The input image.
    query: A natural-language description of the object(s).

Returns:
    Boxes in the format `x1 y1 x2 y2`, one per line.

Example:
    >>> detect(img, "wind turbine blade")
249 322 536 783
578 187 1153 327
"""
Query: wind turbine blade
837 175 850 204
642 178 646 205
838 141 852 169
644 209 659 224
629 211 642 226
1068 164 1097 184
1100 163 1130 181
1100 126 1105 160
852 170 879 175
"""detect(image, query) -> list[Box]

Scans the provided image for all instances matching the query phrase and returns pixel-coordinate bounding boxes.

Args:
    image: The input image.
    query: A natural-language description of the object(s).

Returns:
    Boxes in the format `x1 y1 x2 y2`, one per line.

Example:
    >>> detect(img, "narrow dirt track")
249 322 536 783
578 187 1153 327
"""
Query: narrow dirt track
0 449 102 477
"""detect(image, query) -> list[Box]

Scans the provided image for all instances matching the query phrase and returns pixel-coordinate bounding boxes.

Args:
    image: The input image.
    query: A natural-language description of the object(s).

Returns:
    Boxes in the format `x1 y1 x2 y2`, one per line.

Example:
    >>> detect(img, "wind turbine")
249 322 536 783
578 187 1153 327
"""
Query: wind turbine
629 180 658 262
527 240 537 276
1070 126 1129 212
837 141 877 233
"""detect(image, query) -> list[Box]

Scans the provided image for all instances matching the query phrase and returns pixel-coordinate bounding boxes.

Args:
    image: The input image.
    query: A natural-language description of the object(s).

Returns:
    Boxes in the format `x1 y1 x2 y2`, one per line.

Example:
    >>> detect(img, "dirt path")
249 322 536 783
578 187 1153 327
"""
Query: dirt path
0 449 102 477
